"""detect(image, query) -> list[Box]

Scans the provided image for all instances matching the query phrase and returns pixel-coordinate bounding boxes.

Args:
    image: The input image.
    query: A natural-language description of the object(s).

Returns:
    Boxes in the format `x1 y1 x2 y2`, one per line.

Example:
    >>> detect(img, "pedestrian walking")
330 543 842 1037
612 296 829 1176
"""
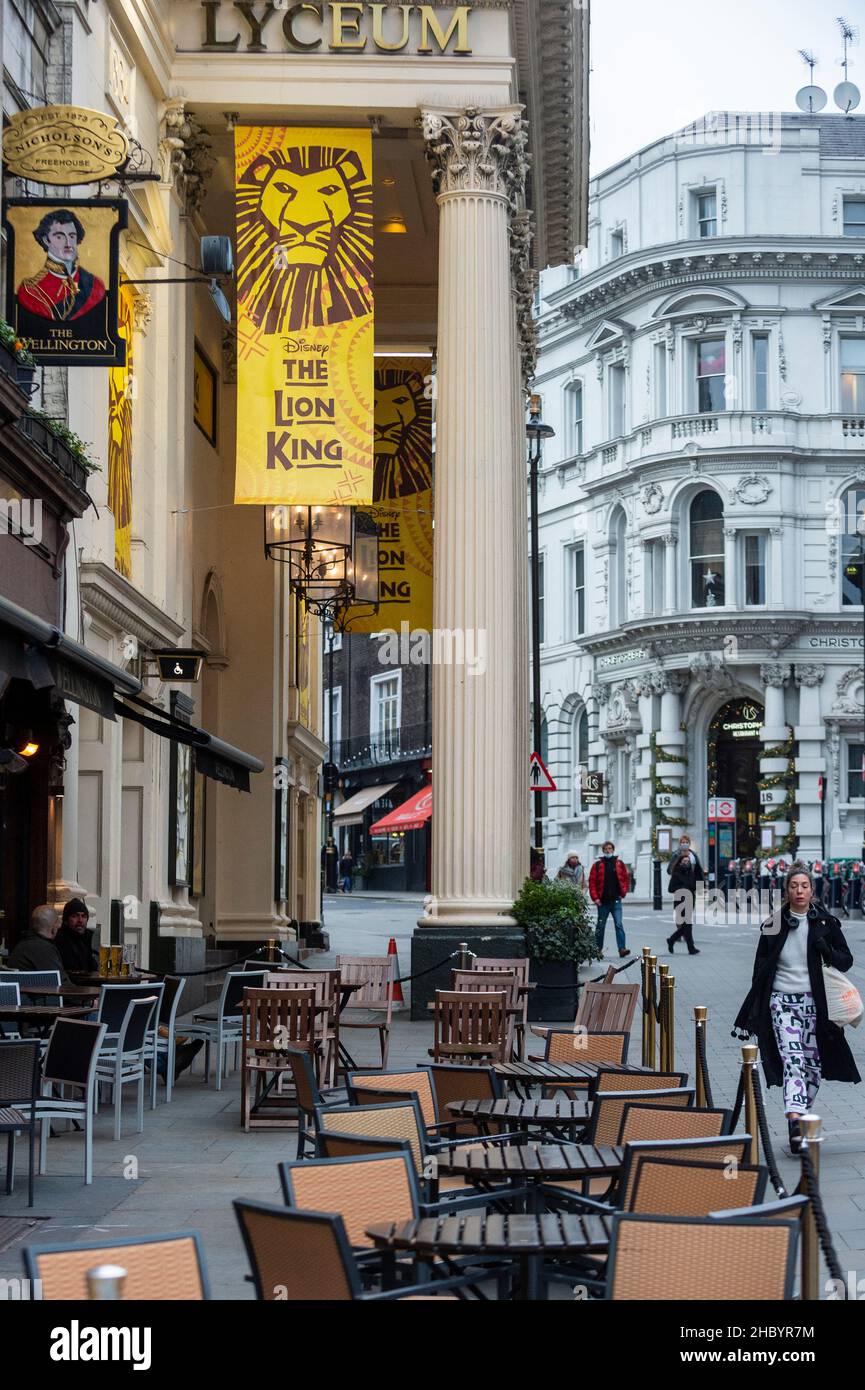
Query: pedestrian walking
588 841 630 958
734 862 860 1154
529 846 546 882
666 835 705 955
557 853 585 891
339 851 354 894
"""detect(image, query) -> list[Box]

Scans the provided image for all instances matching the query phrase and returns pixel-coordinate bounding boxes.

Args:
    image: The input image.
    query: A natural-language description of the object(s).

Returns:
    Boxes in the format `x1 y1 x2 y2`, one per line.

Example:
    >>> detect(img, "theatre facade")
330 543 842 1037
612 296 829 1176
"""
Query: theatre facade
0 1 588 966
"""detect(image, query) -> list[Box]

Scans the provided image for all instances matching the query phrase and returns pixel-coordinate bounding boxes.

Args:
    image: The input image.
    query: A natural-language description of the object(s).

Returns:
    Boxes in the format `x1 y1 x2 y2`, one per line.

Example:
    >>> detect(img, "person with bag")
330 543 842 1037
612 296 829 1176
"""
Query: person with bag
666 834 706 956
733 861 861 1154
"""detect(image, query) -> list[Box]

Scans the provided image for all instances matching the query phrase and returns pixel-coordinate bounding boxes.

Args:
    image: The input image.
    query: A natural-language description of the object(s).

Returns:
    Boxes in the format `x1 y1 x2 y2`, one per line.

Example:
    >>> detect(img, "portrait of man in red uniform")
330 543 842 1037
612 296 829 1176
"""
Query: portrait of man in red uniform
16 209 106 324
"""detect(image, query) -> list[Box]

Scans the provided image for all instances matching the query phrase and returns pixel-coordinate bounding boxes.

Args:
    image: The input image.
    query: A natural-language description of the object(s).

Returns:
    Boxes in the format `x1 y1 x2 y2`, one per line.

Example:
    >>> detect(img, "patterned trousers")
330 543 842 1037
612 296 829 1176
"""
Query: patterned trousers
769 991 821 1115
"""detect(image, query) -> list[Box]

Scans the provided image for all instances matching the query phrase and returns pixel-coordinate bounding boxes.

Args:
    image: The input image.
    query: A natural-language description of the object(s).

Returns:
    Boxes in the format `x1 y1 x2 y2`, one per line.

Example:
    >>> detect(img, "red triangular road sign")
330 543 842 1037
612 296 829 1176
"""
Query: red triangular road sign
530 751 556 792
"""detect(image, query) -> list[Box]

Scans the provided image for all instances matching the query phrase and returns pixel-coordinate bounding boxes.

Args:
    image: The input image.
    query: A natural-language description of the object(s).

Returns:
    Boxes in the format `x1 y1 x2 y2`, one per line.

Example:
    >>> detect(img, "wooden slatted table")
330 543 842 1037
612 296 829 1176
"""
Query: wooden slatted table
446 1095 591 1141
493 1059 652 1098
367 1210 614 1301
436 1140 622 1184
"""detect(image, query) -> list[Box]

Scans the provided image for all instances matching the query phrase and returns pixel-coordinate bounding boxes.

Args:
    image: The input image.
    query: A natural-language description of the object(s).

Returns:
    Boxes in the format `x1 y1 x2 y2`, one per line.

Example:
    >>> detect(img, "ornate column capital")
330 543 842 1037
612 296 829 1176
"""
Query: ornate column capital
592 682 610 706
760 662 791 688
794 664 825 688
421 106 528 206
131 291 153 336
655 669 688 696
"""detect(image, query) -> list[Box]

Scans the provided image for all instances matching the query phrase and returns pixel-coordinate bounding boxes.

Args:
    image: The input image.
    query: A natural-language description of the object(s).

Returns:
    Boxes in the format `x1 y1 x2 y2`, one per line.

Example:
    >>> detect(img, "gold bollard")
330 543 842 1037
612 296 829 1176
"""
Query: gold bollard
647 954 658 1069
665 976 676 1072
641 948 652 1068
694 1006 708 1107
741 1044 760 1166
799 1114 823 1302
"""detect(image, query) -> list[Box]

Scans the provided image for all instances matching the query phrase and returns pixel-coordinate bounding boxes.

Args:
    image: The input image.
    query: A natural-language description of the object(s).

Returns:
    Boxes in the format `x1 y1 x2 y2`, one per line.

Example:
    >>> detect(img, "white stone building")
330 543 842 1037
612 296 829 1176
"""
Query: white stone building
534 111 865 896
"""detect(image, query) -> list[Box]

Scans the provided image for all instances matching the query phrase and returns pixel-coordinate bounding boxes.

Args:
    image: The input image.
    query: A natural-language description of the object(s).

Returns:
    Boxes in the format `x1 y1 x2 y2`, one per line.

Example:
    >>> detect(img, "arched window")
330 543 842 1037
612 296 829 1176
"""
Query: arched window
689 489 725 608
611 509 627 626
842 486 865 606
572 706 589 814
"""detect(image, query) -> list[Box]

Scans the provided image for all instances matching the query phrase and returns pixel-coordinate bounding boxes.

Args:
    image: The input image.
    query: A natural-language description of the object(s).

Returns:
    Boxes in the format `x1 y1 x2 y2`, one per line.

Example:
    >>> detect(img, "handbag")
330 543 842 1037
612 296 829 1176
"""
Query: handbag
823 964 864 1028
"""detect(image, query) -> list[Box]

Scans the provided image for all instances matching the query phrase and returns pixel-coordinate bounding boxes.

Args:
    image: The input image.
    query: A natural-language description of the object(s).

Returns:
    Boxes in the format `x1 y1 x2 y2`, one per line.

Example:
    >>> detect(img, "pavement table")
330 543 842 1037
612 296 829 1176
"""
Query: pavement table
0 1004 96 1036
367 1210 615 1300
446 1096 591 1142
493 1059 653 1099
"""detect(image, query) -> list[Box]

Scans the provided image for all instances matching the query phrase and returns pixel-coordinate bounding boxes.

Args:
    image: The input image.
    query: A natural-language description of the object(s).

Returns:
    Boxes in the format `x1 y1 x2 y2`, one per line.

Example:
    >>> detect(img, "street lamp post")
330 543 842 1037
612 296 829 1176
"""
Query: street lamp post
526 394 555 869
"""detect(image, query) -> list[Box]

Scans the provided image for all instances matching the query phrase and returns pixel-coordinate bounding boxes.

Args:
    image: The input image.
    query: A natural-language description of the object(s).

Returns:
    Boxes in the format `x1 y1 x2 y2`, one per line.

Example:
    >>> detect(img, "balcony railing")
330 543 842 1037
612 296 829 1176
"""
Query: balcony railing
331 721 432 771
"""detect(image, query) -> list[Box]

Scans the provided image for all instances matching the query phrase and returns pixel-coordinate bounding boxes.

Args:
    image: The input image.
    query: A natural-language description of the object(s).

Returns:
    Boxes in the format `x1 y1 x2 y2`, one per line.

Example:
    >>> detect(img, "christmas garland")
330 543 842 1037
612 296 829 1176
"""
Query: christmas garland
758 727 798 854
649 733 689 856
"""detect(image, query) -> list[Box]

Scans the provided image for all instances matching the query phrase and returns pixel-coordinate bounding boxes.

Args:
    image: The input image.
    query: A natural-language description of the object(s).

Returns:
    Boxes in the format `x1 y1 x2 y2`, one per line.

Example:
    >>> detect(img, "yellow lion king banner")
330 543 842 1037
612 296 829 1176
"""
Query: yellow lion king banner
233 126 374 506
343 355 433 632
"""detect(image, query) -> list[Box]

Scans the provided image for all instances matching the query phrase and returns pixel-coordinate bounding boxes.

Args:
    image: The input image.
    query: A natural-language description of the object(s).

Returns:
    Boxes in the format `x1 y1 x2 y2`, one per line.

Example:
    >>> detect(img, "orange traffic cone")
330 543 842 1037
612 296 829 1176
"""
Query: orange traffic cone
387 936 404 1004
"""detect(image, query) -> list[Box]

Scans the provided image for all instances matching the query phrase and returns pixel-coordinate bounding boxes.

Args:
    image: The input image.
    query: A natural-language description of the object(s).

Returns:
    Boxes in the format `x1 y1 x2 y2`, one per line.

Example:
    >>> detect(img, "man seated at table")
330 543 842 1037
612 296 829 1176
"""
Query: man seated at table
5 904 71 984
55 897 99 974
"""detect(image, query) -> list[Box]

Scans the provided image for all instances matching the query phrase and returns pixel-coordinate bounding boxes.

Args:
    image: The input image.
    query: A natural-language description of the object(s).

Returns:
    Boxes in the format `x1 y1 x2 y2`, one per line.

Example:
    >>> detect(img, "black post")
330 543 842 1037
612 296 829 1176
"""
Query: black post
529 433 544 863
652 857 663 911
820 774 826 865
862 526 865 868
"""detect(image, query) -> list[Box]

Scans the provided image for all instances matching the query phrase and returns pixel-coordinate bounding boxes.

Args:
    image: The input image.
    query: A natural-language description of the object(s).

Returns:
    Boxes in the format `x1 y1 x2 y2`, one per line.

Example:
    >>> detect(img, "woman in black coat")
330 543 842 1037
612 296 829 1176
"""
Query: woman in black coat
666 834 706 955
734 862 859 1152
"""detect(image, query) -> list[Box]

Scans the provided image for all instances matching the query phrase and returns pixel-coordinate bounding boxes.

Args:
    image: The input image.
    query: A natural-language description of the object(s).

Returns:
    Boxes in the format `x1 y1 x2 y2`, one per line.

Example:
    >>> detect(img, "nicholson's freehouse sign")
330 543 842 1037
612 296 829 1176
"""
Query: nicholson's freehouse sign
199 2 474 53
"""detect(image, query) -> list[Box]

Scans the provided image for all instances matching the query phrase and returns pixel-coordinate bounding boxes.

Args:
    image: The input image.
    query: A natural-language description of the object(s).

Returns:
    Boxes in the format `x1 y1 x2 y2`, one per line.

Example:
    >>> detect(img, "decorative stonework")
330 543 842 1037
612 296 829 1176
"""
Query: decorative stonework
690 651 734 692
222 327 237 385
641 481 664 515
833 667 865 713
592 682 610 706
760 662 790 688
734 473 771 505
131 292 153 336
794 664 825 688
160 100 214 215
422 107 529 207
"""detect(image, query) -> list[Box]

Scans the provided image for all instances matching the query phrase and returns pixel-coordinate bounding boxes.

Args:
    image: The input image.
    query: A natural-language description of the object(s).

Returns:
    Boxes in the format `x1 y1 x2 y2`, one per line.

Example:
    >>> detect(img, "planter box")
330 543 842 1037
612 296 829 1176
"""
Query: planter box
527 959 579 1022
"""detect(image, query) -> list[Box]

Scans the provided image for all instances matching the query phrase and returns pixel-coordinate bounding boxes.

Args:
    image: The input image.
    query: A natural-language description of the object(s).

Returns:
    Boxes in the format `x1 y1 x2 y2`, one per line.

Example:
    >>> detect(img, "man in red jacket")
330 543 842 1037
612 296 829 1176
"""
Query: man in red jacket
588 841 630 958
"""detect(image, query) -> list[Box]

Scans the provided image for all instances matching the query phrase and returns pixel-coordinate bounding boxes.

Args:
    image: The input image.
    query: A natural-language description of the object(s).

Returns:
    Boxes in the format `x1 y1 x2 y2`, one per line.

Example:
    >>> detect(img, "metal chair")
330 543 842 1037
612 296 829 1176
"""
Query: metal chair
34 1018 106 1184
282 1044 346 1158
605 1211 799 1300
346 1068 439 1132
182 969 267 1089
94 995 158 1140
24 1230 210 1299
0 981 21 1039
233 1202 460 1301
335 954 395 1069
0 1038 40 1206
96 982 164 1108
153 975 186 1104
584 1088 696 1147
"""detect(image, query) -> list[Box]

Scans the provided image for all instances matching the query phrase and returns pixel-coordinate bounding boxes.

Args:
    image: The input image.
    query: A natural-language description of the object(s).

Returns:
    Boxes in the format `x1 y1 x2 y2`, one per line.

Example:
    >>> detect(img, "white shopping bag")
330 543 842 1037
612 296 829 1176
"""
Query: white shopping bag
823 965 864 1029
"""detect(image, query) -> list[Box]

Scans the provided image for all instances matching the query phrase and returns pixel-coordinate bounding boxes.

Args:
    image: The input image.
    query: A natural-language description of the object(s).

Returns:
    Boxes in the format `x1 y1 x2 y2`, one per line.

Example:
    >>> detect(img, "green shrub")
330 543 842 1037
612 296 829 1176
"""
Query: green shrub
512 876 601 966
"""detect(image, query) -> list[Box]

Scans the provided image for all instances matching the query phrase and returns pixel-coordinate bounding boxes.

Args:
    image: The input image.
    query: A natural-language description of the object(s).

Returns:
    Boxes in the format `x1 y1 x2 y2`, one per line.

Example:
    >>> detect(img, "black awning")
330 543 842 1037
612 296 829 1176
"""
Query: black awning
114 695 264 794
0 593 141 717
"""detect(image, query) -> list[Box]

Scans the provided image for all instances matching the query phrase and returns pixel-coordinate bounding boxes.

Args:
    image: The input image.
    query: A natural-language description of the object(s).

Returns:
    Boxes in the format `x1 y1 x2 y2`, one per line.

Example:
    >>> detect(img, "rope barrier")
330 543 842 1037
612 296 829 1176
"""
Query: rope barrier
695 1021 714 1109
750 1067 788 1197
799 1147 845 1285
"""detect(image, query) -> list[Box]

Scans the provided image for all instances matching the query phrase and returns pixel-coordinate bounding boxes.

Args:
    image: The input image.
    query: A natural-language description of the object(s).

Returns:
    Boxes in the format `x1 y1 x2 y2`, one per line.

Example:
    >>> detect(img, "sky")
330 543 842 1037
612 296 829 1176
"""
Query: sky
588 0 865 174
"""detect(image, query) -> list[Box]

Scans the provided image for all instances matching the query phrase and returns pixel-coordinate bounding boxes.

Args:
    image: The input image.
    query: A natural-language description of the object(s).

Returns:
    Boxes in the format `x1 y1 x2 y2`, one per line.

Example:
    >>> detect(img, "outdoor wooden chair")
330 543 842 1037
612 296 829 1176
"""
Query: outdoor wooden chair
430 989 509 1065
530 975 640 1051
282 1044 346 1158
584 1088 696 1147
24 1231 210 1300
452 971 518 1060
264 970 340 1085
605 1211 799 1300
335 954 395 1069
240 988 317 1131
472 958 531 1058
618 1101 731 1146
233 1202 461 1301
425 1063 505 1137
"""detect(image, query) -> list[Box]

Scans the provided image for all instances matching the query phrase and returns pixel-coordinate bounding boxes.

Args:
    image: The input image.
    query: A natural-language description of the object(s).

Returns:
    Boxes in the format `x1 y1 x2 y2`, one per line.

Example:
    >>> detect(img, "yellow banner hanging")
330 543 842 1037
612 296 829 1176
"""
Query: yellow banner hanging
233 126 374 506
344 356 433 632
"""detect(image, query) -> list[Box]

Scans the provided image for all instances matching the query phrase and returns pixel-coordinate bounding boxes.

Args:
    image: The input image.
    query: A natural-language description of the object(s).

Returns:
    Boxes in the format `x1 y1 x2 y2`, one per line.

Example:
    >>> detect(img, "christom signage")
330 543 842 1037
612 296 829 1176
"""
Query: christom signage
199 1 473 53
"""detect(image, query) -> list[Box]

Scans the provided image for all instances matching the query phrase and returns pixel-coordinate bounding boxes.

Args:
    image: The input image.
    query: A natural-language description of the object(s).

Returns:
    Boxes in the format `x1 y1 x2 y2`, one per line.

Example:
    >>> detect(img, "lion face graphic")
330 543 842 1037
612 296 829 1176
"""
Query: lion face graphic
373 368 432 502
236 144 373 333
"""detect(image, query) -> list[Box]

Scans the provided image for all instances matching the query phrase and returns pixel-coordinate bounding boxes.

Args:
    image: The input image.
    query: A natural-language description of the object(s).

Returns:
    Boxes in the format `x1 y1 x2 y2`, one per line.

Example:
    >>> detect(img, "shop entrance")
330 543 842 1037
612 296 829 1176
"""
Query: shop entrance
708 698 764 862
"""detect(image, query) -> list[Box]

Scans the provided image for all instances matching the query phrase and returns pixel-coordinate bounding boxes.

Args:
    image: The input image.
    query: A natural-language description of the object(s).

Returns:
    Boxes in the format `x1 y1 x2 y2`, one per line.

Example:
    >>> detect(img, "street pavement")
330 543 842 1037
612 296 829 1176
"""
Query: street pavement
1 892 863 1299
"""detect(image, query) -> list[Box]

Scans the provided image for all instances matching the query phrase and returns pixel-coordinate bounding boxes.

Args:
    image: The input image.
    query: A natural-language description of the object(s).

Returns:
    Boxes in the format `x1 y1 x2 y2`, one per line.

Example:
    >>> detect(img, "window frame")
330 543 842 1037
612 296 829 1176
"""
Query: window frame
607 361 626 438
839 336 865 414
842 198 865 238
572 707 589 815
323 684 342 752
688 489 726 610
369 669 402 762
752 331 770 411
694 187 718 239
569 378 584 456
694 336 727 414
609 227 625 260
654 342 668 418
841 486 865 608
846 741 865 801
741 531 768 608
569 543 586 639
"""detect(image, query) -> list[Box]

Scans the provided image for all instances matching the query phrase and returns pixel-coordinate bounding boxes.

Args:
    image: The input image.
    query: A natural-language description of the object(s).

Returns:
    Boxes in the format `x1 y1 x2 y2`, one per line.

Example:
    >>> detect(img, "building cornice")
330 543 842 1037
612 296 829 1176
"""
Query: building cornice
286 720 327 769
578 613 862 663
539 237 865 333
80 560 185 648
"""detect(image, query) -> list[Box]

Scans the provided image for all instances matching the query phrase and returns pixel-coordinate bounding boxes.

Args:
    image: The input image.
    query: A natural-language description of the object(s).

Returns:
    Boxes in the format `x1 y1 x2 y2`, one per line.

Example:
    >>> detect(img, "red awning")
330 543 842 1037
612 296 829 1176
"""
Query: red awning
369 785 432 834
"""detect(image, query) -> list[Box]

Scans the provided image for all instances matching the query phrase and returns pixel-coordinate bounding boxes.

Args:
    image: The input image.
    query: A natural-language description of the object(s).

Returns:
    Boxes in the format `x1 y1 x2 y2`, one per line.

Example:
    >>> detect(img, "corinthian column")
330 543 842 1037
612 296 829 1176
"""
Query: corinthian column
420 107 529 927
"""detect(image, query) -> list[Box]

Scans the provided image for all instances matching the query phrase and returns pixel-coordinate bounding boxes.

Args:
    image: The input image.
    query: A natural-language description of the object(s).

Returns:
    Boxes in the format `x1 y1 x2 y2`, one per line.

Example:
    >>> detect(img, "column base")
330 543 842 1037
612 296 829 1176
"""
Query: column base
420 898 518 929
409 925 526 1020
